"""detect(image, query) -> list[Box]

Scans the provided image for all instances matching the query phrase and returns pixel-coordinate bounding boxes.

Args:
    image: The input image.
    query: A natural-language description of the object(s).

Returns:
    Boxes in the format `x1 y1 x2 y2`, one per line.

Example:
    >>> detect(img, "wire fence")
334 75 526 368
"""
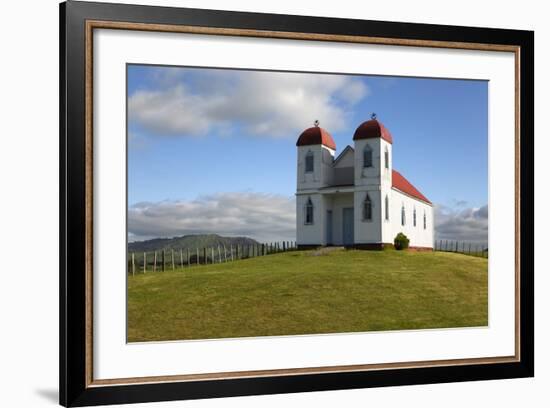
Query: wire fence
128 241 297 276
434 239 488 258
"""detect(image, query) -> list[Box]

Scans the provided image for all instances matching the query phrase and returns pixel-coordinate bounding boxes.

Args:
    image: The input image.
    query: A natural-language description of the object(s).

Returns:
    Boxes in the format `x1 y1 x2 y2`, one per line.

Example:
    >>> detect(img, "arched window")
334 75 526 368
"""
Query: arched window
385 195 389 221
363 144 373 168
305 197 314 225
423 211 427 230
413 208 417 227
384 146 389 169
305 151 314 173
363 194 372 221
401 204 406 226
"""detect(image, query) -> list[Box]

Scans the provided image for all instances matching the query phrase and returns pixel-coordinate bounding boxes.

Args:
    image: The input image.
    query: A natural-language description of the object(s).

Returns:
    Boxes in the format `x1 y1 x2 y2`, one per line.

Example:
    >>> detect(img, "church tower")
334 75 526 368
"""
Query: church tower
296 120 336 191
352 114 393 246
295 121 336 246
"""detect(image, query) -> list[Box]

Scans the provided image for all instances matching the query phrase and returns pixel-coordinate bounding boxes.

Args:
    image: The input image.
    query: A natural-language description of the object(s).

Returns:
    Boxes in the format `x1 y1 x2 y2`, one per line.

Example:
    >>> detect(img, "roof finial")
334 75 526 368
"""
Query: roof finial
314 119 320 127
371 112 377 120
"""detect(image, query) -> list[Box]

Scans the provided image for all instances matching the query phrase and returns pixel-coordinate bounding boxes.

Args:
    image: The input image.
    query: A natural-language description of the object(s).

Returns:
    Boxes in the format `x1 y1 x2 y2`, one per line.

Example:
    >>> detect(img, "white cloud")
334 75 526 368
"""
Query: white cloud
128 192 296 243
434 204 488 245
128 69 369 137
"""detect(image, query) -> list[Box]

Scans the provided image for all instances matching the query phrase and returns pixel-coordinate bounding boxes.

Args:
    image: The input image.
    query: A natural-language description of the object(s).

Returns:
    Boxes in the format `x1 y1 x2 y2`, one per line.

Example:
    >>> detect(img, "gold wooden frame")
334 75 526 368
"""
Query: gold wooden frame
84 20 521 388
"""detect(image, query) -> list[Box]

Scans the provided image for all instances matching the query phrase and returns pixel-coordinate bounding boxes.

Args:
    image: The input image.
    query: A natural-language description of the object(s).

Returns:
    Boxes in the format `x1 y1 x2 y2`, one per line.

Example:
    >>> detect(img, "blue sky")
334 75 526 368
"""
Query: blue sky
127 64 488 244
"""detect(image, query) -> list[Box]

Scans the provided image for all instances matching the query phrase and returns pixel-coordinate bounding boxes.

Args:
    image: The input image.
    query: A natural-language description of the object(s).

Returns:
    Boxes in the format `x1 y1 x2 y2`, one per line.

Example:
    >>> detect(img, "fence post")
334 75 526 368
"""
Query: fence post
171 249 175 270
131 253 135 276
180 249 183 268
153 251 157 272
187 248 190 266
231 245 234 261
162 250 165 271
143 252 147 273
468 243 471 254
196 248 199 265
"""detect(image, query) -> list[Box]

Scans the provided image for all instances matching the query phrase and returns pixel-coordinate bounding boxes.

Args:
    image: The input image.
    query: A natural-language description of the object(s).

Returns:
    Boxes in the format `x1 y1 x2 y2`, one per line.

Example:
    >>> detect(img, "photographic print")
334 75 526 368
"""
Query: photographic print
60 4 533 405
126 65 489 343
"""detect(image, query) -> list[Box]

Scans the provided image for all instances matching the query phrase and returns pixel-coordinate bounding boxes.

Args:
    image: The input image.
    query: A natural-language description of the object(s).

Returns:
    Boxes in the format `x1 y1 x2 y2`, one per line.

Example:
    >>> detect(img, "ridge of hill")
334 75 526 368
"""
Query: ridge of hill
128 234 259 253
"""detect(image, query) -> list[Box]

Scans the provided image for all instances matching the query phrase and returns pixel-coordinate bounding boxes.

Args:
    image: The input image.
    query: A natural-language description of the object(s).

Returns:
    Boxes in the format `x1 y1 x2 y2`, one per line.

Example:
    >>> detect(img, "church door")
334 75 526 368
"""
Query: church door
342 208 354 246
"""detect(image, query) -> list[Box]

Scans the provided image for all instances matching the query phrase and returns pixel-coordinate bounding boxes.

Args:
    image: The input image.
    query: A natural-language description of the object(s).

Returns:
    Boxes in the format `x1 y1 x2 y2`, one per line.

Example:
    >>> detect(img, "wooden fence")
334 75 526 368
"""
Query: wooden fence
128 241 297 276
434 239 488 258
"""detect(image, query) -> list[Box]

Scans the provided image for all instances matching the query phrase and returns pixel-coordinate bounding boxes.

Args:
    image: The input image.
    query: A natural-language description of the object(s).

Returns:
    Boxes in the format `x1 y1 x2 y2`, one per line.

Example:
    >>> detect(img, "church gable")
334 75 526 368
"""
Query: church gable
332 145 355 186
333 145 354 168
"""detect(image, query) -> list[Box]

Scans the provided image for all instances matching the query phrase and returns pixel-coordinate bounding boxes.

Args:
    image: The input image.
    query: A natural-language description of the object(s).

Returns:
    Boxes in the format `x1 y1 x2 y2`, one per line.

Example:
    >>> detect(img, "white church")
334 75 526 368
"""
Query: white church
296 115 434 249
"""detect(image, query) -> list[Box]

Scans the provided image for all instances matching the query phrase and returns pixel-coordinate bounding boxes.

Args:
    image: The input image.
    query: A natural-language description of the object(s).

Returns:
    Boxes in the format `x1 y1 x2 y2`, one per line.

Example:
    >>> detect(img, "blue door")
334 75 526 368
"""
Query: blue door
326 210 333 245
343 208 354 246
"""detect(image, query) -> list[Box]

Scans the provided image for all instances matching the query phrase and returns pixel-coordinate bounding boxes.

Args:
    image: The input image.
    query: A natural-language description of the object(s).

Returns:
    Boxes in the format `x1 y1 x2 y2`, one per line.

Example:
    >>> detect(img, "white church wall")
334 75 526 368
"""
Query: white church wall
354 138 380 187
389 189 434 248
354 188 383 244
380 184 394 244
296 193 325 246
353 138 392 187
296 145 335 191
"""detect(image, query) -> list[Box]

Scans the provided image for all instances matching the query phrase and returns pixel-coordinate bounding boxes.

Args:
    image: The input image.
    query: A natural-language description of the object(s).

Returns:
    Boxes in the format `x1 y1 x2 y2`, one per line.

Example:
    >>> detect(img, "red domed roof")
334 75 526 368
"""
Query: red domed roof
296 126 336 150
353 119 393 144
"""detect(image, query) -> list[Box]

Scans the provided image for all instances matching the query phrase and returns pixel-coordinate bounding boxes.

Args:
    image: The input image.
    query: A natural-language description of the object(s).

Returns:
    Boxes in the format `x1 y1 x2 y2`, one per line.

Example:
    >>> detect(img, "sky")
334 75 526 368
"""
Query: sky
127 64 488 244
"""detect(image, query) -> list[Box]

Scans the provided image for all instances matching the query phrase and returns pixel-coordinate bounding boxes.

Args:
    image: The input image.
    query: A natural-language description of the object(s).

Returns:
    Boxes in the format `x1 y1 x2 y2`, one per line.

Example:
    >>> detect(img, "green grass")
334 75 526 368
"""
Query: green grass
127 249 488 342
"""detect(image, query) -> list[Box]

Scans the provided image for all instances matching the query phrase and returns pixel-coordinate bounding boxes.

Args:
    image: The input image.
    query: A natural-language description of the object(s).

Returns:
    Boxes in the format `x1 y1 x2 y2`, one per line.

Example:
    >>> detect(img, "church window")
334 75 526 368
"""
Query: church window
363 144 373 168
385 195 389 221
413 208 417 227
305 151 314 173
384 146 389 169
305 197 314 225
423 211 427 230
401 204 406 226
363 194 372 221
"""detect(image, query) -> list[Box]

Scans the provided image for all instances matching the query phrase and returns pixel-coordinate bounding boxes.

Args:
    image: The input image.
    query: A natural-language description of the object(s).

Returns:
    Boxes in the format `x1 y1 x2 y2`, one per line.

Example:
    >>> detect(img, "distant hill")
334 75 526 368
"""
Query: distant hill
128 234 259 253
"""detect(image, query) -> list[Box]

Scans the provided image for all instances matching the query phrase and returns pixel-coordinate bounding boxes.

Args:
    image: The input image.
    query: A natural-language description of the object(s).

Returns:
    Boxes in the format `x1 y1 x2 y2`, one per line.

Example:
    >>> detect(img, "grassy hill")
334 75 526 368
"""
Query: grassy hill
128 234 259 253
127 248 488 342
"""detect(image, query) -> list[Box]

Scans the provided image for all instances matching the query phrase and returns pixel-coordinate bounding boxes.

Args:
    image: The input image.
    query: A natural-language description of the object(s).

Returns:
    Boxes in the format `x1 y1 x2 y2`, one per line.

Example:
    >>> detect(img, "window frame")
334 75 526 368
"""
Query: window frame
363 193 373 221
304 197 314 225
423 211 427 230
363 144 373 168
305 150 314 173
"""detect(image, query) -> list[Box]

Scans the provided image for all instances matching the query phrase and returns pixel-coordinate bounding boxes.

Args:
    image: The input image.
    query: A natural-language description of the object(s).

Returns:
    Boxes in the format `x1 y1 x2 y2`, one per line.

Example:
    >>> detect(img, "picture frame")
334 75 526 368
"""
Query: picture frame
59 0 534 406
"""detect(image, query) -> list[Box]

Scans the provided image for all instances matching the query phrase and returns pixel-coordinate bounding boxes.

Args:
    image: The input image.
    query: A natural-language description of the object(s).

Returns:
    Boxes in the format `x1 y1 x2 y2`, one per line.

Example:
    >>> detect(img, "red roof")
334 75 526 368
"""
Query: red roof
353 119 393 144
392 170 431 204
296 126 336 150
